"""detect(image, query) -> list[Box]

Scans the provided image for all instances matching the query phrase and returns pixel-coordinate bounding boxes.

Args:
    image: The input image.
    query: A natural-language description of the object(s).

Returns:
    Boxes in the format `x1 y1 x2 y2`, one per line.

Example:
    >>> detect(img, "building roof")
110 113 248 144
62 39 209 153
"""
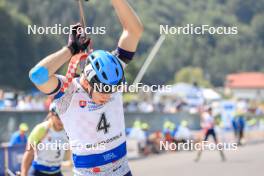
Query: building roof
226 72 264 88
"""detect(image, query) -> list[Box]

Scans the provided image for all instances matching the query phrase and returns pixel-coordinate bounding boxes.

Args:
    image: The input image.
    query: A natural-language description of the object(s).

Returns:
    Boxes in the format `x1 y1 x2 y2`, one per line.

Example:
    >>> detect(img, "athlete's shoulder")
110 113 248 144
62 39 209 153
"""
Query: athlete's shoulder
33 121 49 134
28 121 49 144
52 78 81 115
52 75 80 100
39 121 50 129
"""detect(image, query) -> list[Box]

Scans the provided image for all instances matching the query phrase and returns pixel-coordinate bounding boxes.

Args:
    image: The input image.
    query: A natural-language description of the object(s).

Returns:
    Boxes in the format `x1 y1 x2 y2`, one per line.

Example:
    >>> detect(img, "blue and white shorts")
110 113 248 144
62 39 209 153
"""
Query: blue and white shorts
73 156 131 176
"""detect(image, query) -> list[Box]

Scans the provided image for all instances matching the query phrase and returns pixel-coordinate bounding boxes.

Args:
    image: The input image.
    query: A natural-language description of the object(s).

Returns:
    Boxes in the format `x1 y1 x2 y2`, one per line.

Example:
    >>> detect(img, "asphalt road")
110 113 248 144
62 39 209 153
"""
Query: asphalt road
129 143 264 176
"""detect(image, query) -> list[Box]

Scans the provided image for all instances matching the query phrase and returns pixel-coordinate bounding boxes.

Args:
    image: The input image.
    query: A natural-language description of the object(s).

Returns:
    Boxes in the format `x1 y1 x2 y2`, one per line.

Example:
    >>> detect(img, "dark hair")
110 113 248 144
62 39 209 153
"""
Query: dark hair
207 107 212 112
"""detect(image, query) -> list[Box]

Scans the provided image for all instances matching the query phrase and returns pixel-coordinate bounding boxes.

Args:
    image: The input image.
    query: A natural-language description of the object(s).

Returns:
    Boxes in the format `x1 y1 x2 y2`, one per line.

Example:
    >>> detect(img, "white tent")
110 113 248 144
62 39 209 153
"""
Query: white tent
154 83 222 104
202 88 222 101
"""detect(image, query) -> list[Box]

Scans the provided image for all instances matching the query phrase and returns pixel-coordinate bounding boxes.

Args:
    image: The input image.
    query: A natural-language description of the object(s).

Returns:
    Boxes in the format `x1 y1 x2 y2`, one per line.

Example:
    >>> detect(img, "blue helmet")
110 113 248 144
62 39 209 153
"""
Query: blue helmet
86 50 124 86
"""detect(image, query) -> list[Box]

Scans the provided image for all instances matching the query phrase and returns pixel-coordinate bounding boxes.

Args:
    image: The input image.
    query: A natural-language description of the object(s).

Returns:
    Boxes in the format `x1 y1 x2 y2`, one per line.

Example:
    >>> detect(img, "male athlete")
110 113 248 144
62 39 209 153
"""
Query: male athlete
21 103 70 176
29 0 143 175
194 107 226 162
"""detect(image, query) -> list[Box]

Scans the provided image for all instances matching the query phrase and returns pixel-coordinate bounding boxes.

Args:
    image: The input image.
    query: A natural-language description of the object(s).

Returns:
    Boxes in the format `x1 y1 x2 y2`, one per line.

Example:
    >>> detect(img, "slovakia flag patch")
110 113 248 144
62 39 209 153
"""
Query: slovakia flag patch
79 100 87 108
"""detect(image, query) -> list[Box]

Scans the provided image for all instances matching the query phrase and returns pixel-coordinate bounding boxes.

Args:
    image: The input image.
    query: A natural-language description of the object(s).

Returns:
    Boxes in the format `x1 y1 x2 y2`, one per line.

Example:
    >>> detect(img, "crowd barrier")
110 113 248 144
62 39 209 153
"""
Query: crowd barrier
0 144 25 176
0 111 200 143
0 147 5 176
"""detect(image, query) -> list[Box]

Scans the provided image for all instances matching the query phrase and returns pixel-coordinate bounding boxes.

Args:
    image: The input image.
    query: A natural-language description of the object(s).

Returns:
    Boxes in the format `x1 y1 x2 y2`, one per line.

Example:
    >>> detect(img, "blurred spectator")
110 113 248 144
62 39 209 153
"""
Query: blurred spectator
163 120 176 144
138 101 154 113
128 120 147 154
153 102 164 112
195 106 226 162
175 120 192 142
149 131 164 153
260 118 264 130
236 112 245 145
3 91 18 108
126 101 138 112
0 90 50 111
232 110 246 145
247 118 257 129
141 123 150 138
231 116 238 138
175 100 187 111
141 122 152 155
17 95 34 110
163 102 177 113
31 96 46 110
255 107 263 116
163 120 171 134
9 123 29 146
163 120 177 136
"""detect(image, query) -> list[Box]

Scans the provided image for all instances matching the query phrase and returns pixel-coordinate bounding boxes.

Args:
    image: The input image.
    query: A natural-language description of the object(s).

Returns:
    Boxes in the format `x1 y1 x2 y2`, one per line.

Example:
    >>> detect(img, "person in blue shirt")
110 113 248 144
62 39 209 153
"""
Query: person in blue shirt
236 112 246 145
9 123 29 146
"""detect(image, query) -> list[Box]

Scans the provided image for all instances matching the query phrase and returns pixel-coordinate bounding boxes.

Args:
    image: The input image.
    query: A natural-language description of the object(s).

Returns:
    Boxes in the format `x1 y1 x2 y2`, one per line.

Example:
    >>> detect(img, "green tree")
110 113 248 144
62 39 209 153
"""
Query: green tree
2 0 264 89
174 67 212 87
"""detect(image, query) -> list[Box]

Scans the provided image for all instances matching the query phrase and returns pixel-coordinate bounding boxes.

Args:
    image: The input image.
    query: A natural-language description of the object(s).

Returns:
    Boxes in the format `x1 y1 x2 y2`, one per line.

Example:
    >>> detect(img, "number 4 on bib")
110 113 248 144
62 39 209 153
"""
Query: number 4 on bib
97 113 110 134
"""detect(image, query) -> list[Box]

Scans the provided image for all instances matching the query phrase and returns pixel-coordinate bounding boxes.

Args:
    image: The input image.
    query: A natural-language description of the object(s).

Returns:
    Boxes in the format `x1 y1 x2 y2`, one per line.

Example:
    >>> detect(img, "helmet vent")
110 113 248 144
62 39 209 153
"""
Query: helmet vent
116 69 119 75
95 61 100 70
110 57 117 64
102 72 107 80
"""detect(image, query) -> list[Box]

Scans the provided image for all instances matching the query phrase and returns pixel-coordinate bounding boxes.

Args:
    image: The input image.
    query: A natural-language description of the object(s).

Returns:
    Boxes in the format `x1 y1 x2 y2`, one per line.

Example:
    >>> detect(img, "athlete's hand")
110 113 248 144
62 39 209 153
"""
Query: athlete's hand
67 23 90 55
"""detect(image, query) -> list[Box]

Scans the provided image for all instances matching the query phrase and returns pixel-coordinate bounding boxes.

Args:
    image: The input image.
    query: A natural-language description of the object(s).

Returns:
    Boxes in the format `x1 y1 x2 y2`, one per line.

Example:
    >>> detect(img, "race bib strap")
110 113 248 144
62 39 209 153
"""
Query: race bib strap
73 142 127 168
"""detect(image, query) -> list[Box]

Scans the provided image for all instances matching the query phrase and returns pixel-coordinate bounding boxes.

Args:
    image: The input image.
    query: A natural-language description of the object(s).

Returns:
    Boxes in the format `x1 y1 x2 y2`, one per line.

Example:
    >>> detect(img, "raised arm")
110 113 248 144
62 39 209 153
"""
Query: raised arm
29 24 89 94
29 47 72 94
21 144 34 176
112 0 144 52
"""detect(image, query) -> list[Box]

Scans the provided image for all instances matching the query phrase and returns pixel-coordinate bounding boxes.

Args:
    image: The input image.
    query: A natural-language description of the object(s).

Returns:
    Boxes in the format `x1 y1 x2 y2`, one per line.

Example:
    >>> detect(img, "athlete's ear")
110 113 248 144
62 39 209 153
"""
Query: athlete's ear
83 79 90 89
80 75 88 88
